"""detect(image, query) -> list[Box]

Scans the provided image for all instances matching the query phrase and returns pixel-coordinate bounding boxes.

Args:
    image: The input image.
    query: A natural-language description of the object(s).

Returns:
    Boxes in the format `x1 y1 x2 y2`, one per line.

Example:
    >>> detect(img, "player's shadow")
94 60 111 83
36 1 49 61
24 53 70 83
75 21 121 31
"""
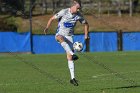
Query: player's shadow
101 85 140 90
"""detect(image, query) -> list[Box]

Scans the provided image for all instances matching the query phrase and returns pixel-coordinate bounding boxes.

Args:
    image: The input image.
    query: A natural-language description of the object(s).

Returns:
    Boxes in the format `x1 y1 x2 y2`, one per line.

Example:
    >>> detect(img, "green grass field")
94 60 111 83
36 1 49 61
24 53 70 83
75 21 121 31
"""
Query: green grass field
0 52 140 93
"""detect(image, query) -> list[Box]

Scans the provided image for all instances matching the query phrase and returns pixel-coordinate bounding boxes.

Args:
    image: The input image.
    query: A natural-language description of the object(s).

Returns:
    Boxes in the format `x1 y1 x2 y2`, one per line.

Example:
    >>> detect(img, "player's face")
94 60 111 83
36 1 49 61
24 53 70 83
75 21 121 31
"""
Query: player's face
73 4 80 13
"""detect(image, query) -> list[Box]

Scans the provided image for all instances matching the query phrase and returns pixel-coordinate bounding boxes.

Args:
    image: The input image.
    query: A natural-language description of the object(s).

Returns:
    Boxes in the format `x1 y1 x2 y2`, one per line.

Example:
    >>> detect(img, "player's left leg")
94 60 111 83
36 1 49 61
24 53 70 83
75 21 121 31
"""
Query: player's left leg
66 36 78 86
67 53 78 86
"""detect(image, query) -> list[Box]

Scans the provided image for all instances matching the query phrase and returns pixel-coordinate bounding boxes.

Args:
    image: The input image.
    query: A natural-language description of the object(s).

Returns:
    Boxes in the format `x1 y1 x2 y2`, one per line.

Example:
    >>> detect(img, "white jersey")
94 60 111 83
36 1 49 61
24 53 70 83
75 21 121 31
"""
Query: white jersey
54 8 87 36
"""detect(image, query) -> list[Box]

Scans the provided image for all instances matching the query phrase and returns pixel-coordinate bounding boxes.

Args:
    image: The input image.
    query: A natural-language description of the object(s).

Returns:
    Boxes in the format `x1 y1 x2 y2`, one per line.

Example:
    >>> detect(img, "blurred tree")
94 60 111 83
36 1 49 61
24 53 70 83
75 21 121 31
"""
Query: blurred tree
0 0 2 12
20 0 25 17
30 0 36 12
56 0 61 7
129 0 133 16
107 0 112 16
0 0 25 16
128 0 139 16
117 0 122 17
41 0 47 14
98 0 102 17
133 0 139 13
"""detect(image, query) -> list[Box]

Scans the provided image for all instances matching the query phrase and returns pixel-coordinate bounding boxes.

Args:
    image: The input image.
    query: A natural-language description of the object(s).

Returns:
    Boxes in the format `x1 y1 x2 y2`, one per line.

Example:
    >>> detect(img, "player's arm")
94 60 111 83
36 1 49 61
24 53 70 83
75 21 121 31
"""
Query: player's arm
84 22 89 39
44 9 66 34
79 15 89 39
44 16 56 34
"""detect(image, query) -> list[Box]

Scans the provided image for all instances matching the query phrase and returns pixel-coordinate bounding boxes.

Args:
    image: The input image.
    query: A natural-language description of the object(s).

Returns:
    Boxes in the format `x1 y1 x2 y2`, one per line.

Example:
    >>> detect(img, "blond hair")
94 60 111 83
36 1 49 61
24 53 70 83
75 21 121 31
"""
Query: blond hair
71 0 81 7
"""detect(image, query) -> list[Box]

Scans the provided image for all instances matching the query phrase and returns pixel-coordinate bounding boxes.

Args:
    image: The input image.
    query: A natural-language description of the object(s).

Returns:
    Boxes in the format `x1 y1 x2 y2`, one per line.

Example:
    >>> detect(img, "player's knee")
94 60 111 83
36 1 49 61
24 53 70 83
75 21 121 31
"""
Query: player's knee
67 53 72 60
56 35 64 43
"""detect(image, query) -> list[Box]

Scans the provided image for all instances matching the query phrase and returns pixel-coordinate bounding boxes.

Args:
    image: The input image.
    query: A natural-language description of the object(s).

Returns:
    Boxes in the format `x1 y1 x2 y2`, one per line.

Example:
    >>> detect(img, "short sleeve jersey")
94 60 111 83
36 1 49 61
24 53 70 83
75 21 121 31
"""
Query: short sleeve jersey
54 8 87 36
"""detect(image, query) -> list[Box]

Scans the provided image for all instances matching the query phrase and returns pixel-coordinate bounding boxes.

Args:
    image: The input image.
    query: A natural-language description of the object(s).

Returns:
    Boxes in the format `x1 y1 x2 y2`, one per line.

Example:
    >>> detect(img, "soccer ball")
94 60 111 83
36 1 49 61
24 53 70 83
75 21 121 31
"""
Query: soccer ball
73 42 83 52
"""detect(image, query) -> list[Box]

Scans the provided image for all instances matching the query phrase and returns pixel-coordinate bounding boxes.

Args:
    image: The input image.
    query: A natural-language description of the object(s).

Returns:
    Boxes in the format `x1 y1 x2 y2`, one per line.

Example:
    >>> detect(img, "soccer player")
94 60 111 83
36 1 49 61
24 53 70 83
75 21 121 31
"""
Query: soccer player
44 0 89 86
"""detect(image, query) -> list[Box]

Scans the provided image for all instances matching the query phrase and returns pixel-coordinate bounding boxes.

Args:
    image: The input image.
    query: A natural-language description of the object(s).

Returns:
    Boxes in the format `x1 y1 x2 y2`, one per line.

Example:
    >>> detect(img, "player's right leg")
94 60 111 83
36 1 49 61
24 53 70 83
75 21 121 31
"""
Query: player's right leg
55 34 79 61
56 34 79 61
65 36 78 61
55 34 74 55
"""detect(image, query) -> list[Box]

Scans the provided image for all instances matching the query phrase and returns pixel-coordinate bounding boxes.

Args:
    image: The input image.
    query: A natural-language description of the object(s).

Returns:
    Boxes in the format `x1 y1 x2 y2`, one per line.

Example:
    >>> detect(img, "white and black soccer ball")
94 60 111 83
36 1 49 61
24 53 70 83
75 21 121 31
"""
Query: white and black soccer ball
73 42 83 52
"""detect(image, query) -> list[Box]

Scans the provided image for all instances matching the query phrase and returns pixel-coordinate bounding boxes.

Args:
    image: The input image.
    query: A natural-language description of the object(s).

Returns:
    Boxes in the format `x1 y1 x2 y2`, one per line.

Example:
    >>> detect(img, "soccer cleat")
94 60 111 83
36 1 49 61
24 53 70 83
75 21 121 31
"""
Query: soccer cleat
70 78 79 86
72 54 79 61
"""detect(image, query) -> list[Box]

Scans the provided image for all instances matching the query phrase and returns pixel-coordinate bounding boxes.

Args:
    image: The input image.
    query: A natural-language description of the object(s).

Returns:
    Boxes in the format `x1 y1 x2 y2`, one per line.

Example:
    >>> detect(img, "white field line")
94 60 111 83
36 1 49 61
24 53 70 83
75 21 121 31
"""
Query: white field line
0 82 45 86
92 71 140 78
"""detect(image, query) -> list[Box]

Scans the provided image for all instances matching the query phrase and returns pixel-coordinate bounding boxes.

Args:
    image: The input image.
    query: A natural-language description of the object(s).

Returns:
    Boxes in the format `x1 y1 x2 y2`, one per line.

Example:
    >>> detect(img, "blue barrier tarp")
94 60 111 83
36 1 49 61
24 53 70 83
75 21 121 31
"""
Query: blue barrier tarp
33 34 86 54
123 32 140 51
0 32 31 52
1 31 140 54
90 32 118 52
33 35 65 54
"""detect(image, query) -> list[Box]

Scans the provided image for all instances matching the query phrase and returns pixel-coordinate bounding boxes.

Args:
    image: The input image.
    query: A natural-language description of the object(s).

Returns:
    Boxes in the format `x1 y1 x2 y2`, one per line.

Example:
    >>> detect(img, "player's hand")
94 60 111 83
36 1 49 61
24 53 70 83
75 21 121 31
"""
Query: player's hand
85 35 90 40
44 28 48 35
